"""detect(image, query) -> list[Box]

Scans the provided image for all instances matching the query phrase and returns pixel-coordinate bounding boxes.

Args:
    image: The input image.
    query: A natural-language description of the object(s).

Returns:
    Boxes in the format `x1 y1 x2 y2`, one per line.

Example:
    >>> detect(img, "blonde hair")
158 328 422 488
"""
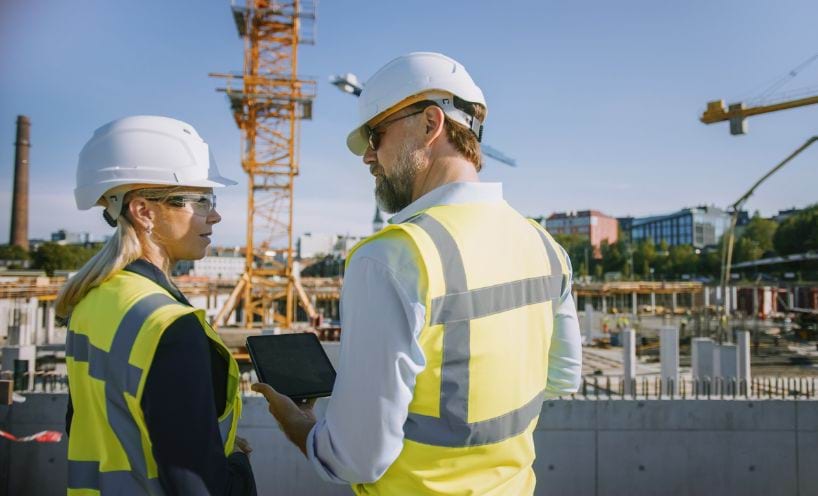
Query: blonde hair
55 213 143 319
55 187 183 319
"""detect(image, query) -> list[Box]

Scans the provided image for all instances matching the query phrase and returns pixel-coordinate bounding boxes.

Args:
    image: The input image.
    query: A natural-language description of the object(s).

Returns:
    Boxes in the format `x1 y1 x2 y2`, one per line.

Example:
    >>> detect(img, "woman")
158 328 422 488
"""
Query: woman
58 115 256 495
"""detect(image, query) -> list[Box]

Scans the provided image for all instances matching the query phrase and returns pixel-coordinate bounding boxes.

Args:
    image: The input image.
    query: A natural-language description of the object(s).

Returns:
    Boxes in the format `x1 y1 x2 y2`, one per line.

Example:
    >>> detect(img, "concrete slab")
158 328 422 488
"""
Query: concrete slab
536 400 596 431
3 394 814 495
239 426 349 495
598 430 796 496
596 400 795 431
796 401 818 432
797 432 818 496
3 423 67 496
532 431 595 496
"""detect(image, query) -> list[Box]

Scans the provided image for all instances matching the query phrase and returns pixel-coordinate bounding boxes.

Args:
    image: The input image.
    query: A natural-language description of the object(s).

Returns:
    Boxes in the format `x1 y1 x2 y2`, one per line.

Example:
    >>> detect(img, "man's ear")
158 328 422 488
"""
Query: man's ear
127 198 156 230
422 105 446 147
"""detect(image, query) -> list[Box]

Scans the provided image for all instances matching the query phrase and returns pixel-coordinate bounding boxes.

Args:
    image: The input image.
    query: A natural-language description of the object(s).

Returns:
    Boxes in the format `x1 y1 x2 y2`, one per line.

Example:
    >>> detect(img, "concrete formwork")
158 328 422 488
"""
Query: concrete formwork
1 395 815 496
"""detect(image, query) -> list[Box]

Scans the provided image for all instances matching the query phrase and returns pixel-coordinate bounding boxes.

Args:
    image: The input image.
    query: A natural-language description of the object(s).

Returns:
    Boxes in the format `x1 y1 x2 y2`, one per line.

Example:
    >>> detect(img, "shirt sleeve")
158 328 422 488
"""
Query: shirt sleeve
306 254 426 484
142 313 256 495
544 247 583 398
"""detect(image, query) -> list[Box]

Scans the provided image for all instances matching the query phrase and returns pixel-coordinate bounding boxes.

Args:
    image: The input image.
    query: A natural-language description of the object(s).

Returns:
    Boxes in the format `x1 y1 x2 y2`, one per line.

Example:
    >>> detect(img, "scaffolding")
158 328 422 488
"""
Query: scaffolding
212 0 316 328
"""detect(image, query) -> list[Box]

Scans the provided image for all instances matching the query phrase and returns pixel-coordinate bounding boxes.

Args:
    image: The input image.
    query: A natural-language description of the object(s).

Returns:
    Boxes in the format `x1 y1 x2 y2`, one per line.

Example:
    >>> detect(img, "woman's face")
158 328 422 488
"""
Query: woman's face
148 187 222 263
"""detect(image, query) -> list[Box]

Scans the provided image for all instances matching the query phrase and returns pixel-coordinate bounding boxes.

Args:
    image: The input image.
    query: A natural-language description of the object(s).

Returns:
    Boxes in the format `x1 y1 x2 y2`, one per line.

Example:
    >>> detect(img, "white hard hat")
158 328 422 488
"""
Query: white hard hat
346 52 487 156
75 115 236 224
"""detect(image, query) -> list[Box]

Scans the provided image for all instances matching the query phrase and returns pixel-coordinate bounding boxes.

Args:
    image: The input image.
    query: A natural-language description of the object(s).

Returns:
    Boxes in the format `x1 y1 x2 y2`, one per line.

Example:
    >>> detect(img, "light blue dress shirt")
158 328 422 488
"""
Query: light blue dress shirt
306 182 583 484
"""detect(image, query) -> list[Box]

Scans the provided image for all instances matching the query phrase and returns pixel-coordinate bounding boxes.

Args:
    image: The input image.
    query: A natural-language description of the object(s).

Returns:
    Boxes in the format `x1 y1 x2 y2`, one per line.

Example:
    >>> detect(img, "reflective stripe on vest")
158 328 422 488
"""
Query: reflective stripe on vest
66 293 175 494
402 213 565 447
67 271 242 495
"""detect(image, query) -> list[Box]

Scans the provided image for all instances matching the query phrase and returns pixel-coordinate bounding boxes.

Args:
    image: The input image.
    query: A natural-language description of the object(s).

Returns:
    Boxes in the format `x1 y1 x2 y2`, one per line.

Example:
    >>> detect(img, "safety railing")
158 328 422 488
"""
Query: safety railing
3 372 816 400
576 375 817 400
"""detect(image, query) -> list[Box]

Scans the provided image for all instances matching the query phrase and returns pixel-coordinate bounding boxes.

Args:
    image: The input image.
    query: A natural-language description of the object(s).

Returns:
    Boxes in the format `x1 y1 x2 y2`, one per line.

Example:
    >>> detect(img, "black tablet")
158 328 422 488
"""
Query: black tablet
246 333 336 401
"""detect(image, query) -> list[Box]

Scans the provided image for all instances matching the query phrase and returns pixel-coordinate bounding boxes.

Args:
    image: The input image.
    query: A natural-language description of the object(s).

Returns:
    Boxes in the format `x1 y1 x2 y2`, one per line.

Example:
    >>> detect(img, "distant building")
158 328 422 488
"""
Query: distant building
173 260 194 276
190 255 245 280
298 233 337 258
373 206 384 233
629 206 729 248
735 210 750 227
772 207 800 224
547 210 618 255
298 233 365 259
617 217 634 243
51 229 90 245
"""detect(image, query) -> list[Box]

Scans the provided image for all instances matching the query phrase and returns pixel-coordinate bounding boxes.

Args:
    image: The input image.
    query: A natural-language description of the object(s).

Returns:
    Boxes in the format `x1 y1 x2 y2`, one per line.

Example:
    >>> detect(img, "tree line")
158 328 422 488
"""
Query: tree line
0 242 101 275
1 204 815 280
553 203 818 282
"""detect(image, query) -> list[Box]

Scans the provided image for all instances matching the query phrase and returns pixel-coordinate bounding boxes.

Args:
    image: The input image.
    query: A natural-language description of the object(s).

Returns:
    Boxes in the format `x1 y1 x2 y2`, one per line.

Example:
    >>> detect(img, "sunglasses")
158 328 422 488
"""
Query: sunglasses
365 108 427 151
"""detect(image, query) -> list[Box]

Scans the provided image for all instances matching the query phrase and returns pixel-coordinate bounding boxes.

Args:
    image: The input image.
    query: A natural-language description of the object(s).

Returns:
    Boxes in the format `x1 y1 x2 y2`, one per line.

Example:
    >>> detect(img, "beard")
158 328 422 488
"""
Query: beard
373 141 425 214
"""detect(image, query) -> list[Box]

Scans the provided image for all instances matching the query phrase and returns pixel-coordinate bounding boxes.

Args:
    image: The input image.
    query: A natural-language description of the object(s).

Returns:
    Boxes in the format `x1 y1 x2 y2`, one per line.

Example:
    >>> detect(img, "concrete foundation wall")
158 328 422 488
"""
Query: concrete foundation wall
2 395 815 496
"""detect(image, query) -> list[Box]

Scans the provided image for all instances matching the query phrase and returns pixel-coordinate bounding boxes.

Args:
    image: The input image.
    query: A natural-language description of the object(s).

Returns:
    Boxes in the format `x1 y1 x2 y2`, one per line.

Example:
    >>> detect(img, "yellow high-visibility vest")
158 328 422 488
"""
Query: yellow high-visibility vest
65 270 242 495
346 202 569 495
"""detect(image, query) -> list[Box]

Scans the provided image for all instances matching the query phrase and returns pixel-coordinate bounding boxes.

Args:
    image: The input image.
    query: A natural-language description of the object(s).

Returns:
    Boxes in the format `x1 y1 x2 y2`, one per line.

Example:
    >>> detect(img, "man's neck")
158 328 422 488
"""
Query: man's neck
413 154 479 202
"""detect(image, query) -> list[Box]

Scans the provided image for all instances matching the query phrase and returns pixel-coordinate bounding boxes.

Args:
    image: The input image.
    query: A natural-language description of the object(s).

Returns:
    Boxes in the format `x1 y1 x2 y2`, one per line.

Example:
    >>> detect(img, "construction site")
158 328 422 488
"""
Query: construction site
1 1 817 495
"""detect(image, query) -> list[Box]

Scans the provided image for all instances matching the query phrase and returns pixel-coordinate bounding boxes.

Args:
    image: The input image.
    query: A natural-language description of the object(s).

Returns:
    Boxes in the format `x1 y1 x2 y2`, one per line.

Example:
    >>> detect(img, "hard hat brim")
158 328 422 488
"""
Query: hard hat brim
346 126 369 156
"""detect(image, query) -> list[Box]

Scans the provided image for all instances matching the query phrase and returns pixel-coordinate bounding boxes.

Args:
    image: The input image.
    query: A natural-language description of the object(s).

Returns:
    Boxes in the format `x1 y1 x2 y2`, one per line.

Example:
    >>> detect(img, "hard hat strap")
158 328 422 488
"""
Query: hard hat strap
103 192 127 227
434 97 484 142
370 92 484 143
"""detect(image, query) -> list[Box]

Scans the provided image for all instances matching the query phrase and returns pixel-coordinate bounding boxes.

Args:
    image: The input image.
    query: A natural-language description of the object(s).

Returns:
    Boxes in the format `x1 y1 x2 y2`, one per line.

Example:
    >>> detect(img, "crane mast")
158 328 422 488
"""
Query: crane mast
212 0 316 328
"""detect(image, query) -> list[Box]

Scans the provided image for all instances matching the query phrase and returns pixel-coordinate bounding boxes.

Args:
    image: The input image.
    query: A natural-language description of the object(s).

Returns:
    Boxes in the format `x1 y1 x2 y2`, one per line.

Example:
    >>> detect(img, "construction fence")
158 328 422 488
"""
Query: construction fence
5 371 817 401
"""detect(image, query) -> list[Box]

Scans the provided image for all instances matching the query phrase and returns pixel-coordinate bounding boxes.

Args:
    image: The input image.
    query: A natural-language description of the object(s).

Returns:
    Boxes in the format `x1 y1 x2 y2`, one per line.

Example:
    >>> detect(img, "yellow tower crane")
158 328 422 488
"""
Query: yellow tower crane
210 0 317 329
700 93 818 135
700 53 818 135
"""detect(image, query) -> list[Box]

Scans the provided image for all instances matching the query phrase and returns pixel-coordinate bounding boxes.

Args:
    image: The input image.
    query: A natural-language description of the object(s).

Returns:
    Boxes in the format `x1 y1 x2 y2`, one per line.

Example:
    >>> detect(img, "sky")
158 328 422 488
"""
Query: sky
1 0 817 247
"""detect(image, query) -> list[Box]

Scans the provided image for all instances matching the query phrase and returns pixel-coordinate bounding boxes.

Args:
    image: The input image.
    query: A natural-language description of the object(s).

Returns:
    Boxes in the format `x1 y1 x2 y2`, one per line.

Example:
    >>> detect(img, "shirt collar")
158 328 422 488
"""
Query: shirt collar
124 259 191 306
388 182 504 224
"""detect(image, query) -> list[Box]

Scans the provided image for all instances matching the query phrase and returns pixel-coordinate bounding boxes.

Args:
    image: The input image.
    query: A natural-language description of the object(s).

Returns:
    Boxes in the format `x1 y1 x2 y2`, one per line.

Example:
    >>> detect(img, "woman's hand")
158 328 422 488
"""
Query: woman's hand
233 435 252 456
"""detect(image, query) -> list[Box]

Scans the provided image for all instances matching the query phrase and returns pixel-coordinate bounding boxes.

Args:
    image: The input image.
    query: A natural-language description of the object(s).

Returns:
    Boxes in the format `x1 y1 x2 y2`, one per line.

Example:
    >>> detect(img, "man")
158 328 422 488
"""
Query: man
253 51 582 495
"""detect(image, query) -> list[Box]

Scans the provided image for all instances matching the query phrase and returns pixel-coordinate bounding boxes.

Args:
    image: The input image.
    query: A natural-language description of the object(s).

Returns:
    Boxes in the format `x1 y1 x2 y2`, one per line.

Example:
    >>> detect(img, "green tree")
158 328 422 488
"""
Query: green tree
698 246 722 278
632 239 657 278
600 240 628 275
774 204 818 255
553 233 593 277
0 244 29 261
733 213 778 263
31 243 100 276
668 244 698 277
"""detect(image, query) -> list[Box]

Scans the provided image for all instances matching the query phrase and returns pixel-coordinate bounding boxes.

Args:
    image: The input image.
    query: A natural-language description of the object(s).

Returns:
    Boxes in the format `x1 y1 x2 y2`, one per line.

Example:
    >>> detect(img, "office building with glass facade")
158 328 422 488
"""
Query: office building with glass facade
628 206 730 248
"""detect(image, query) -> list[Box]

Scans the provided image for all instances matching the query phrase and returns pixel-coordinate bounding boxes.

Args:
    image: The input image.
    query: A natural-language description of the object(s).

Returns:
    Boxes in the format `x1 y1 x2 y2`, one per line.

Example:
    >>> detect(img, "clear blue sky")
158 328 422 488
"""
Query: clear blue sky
2 0 817 247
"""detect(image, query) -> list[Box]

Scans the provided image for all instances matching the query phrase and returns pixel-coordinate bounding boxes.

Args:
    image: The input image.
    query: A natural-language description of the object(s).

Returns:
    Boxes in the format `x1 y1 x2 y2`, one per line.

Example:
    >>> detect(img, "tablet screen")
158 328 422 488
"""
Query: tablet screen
246 333 336 400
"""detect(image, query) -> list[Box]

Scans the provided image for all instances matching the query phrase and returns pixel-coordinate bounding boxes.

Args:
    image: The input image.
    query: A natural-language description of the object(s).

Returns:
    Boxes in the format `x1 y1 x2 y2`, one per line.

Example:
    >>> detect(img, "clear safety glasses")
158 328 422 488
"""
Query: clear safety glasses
163 193 217 217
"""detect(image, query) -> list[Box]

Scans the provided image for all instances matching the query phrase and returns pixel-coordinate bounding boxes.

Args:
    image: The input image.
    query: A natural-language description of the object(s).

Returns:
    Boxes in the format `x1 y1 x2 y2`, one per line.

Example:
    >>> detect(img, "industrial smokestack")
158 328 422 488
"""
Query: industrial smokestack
10 115 30 250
